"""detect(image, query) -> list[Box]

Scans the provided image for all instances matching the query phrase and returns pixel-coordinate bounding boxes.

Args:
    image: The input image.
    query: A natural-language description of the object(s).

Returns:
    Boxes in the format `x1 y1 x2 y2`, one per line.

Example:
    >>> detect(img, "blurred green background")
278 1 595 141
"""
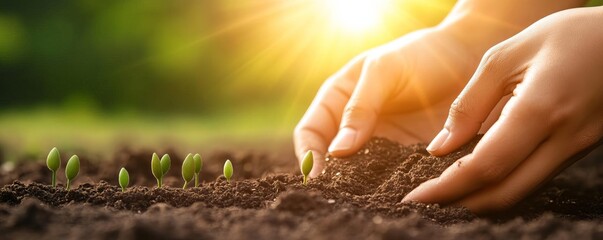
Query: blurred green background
0 0 600 161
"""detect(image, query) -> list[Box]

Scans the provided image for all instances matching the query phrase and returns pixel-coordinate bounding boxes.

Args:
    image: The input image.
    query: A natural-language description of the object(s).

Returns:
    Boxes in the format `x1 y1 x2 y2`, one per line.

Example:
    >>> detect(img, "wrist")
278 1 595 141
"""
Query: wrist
436 0 586 61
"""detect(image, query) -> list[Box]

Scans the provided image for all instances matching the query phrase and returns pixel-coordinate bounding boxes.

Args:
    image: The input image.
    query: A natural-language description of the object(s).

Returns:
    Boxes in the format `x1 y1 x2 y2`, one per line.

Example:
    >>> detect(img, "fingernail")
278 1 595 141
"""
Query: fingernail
328 127 357 153
426 128 449 153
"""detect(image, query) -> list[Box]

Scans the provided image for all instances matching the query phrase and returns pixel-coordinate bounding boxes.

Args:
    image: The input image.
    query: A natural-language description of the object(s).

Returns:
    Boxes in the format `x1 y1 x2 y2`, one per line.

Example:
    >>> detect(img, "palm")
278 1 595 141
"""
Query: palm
374 99 453 144
349 29 477 144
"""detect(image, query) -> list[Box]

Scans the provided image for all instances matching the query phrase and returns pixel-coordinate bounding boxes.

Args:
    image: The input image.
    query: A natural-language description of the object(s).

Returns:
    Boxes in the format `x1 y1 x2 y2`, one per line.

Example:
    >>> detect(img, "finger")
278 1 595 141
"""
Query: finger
294 55 366 176
328 57 400 157
427 44 523 156
457 134 602 213
403 97 552 205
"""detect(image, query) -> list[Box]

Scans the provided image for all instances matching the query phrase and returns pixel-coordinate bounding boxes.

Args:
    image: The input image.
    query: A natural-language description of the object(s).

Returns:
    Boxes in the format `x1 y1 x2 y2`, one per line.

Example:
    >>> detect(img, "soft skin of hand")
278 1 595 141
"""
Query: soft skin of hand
293 0 585 178
294 26 487 177
403 7 603 213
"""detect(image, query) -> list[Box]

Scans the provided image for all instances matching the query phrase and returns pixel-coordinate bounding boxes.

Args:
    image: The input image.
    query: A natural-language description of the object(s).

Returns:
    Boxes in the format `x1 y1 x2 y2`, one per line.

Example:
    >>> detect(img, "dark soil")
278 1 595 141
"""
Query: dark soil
1 137 602 239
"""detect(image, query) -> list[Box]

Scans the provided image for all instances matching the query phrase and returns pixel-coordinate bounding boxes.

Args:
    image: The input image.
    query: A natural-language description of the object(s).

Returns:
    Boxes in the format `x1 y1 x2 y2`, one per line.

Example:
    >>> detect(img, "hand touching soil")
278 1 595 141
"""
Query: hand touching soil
293 0 586 177
404 7 603 213
294 27 480 177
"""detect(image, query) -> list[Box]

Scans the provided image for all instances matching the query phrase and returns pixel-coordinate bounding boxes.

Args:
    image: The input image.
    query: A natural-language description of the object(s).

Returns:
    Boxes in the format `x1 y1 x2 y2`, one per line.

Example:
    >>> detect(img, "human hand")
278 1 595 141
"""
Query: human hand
294 26 489 177
403 7 603 213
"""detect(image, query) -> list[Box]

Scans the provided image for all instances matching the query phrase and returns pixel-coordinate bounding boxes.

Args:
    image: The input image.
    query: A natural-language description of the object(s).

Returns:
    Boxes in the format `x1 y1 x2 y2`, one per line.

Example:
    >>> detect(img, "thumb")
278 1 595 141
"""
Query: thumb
328 60 390 157
427 47 518 156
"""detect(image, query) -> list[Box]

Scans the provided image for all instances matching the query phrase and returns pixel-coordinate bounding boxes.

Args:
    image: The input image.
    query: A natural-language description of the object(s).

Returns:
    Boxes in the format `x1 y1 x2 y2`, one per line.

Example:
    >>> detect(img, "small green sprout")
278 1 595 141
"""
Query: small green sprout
46 147 61 188
160 154 171 176
151 153 163 188
181 154 194 189
223 159 233 183
65 155 80 190
119 167 129 192
301 150 313 185
193 153 202 187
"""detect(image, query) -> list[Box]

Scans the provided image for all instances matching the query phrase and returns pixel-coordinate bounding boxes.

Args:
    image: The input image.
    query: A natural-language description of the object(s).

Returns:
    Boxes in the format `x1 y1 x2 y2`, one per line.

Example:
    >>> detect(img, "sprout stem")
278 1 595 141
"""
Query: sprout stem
303 176 308 185
66 179 71 190
157 179 162 188
51 171 56 187
194 175 199 187
183 181 188 189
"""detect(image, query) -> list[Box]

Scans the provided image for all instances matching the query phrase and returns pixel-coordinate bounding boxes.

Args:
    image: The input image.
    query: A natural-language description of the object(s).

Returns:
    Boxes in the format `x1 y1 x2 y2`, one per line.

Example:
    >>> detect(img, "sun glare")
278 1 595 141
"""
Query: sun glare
324 0 390 32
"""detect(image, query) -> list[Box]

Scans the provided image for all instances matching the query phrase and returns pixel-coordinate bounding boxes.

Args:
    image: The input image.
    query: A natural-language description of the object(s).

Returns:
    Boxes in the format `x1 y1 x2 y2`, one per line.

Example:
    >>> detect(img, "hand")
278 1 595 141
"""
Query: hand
403 7 603 213
294 26 489 177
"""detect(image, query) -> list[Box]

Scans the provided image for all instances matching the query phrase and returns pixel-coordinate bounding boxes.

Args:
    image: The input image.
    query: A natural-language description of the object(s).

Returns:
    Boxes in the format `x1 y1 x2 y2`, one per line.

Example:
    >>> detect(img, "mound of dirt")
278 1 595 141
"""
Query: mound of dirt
1 137 602 239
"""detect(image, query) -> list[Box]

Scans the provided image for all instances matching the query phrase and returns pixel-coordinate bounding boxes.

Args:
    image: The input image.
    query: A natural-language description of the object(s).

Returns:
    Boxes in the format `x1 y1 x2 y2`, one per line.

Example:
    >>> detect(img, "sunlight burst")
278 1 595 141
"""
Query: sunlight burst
324 0 390 32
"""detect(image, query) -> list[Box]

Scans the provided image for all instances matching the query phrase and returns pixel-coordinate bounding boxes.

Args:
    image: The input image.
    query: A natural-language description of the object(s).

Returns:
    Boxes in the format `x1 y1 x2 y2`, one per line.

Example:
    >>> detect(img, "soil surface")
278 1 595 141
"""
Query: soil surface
1 137 602 239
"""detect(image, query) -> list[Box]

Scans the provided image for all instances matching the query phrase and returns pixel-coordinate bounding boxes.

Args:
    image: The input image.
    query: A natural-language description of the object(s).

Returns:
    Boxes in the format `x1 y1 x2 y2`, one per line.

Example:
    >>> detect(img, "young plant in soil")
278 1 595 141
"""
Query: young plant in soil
160 154 171 177
65 155 80 190
151 153 163 188
301 150 313 186
181 154 194 189
119 167 129 192
193 153 202 187
223 159 233 183
46 147 61 188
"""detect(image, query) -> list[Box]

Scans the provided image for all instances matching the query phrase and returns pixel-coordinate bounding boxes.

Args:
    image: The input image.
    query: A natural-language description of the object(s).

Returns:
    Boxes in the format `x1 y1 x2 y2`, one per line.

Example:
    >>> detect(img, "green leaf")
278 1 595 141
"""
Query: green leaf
160 154 171 175
119 167 129 191
301 151 313 185
301 150 313 177
151 153 162 180
182 153 194 183
46 147 61 187
193 153 202 174
66 155 80 189
46 147 61 172
65 155 80 181
223 159 233 182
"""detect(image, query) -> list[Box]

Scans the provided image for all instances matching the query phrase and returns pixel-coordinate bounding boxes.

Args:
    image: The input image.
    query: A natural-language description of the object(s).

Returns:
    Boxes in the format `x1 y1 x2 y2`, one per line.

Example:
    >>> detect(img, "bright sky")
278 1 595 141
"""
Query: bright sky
323 0 390 32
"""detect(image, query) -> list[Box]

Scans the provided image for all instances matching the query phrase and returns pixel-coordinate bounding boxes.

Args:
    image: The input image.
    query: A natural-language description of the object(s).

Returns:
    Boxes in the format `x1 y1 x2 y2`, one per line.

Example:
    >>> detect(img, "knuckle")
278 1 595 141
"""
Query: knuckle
341 103 377 126
511 97 563 128
365 52 396 72
448 98 473 122
293 124 305 137
479 45 509 75
343 104 373 118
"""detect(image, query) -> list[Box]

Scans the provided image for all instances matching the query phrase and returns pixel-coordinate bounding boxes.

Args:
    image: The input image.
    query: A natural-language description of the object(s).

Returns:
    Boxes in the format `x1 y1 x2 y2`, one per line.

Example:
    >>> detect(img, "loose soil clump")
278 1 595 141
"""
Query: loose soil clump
1 137 602 239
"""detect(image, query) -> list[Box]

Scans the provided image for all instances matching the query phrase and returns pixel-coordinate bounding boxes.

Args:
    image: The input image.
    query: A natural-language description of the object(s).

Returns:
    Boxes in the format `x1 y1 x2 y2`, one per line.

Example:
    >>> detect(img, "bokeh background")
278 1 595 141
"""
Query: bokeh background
1 0 601 161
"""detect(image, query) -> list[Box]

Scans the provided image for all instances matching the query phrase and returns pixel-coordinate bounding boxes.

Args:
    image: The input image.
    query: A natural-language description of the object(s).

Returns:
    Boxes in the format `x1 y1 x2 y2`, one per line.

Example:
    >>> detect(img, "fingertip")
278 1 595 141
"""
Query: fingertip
426 129 450 156
328 127 357 154
309 164 324 178
428 127 481 157
402 178 438 203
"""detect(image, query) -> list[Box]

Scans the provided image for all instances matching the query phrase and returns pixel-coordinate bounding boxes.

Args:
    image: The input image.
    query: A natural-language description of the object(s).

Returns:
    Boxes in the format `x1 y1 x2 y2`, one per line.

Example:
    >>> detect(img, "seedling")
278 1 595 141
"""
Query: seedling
160 154 171 176
223 159 233 183
193 153 202 187
151 153 163 188
301 150 313 185
65 155 80 190
46 147 61 187
181 154 194 189
119 167 129 192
